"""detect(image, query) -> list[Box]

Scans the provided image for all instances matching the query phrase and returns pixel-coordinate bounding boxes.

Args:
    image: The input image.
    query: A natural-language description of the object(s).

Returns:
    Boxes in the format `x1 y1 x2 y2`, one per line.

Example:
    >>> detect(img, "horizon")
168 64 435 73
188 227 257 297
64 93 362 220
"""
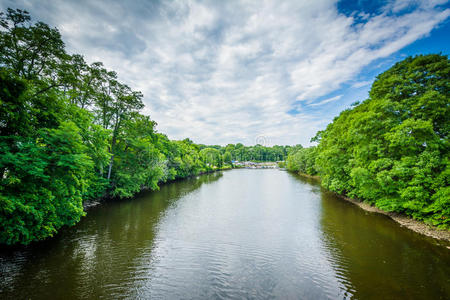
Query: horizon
1 0 449 146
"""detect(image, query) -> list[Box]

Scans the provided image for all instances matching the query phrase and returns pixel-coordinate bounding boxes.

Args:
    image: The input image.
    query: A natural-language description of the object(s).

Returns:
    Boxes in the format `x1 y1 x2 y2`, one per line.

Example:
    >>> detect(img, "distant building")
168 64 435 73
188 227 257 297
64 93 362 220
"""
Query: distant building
233 161 278 169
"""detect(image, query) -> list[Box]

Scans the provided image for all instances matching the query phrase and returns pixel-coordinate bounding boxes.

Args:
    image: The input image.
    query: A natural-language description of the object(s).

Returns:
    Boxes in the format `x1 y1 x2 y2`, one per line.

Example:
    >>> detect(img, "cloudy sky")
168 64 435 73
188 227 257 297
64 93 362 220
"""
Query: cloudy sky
1 0 449 146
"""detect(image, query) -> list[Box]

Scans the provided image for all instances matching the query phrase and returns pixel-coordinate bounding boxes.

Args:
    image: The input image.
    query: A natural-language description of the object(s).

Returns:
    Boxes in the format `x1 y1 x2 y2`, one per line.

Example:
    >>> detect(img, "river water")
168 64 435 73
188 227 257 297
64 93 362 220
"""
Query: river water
1 169 449 299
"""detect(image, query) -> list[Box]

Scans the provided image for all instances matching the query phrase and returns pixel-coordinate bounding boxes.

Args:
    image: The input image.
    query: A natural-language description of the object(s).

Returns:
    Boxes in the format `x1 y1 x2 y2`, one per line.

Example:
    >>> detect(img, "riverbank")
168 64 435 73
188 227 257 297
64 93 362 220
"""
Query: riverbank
340 195 450 243
3 168 449 299
294 172 450 243
294 172 321 180
83 166 232 210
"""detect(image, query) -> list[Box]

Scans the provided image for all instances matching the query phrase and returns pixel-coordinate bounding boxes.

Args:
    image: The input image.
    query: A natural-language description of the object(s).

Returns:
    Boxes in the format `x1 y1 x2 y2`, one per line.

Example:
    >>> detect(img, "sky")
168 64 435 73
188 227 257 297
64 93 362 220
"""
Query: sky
1 0 449 146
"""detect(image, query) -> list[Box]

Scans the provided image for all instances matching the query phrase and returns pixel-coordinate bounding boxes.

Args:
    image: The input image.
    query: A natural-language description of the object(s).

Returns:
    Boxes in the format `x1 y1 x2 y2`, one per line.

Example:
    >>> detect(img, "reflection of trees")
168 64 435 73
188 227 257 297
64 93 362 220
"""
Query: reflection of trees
318 188 450 300
0 172 223 299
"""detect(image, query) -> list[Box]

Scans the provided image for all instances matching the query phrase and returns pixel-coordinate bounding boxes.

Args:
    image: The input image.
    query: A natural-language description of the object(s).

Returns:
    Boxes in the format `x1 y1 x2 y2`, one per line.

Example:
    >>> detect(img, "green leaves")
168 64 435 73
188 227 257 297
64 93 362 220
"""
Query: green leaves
0 121 91 245
0 8 196 245
0 8 66 81
288 54 449 228
200 148 222 168
286 146 318 175
2 8 446 247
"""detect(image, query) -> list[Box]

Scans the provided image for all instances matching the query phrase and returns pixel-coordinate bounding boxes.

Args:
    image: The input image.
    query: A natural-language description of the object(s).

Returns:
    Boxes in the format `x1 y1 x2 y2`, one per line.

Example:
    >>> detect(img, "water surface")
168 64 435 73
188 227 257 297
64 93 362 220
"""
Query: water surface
1 169 449 299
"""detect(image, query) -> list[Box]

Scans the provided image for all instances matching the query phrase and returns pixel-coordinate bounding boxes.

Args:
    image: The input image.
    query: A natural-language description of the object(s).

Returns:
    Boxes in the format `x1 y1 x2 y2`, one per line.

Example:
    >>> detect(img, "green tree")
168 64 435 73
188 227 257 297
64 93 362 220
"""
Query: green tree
313 54 449 227
0 121 93 245
223 151 232 165
110 113 165 198
0 8 66 81
200 147 222 168
286 146 317 175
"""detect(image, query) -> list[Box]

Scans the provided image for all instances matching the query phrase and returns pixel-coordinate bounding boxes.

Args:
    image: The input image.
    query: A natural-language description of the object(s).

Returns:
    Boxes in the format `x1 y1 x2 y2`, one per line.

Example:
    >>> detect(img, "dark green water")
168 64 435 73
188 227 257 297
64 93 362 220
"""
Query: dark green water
1 169 449 299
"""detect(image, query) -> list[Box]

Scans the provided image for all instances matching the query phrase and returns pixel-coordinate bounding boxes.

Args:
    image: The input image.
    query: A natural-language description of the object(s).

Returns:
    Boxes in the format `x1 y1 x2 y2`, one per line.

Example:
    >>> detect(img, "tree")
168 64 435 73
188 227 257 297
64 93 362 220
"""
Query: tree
0 8 67 83
0 121 93 245
91 71 144 180
286 146 317 175
110 113 164 198
200 148 221 168
223 151 232 165
312 54 449 227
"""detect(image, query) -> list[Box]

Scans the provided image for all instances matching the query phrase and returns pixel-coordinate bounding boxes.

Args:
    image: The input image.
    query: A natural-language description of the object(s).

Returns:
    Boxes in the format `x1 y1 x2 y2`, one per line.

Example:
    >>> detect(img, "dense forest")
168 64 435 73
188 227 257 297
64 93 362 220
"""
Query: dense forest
0 9 290 246
287 54 449 229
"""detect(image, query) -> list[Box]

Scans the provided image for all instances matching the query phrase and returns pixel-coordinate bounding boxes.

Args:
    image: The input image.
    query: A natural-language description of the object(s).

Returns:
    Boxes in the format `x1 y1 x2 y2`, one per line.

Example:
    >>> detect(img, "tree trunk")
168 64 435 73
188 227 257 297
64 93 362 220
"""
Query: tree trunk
107 154 114 180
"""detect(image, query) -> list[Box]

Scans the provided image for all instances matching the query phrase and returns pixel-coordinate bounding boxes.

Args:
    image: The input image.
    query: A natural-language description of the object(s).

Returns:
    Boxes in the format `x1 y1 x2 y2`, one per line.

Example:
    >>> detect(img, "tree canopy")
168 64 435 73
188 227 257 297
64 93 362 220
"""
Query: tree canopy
287 54 449 228
0 9 294 245
2 8 447 245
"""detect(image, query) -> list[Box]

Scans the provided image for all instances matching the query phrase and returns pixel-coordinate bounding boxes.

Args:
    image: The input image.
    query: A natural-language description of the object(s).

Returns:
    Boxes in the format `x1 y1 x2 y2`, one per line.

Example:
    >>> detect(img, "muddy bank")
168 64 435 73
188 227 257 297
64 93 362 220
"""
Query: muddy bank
295 172 450 244
339 195 450 243
296 172 321 180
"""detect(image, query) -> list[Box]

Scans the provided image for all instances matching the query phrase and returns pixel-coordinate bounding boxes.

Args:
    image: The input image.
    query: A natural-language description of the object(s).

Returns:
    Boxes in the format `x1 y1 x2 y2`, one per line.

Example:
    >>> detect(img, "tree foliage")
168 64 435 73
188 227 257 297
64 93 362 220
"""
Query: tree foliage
0 9 241 245
2 8 446 246
287 54 449 228
286 146 317 175
0 8 288 245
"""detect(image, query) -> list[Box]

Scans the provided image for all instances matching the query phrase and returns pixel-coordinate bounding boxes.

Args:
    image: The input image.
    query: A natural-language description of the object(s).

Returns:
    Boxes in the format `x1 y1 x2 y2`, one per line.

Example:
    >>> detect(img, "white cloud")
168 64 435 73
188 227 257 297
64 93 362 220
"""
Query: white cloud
351 81 372 89
309 95 343 107
1 0 448 146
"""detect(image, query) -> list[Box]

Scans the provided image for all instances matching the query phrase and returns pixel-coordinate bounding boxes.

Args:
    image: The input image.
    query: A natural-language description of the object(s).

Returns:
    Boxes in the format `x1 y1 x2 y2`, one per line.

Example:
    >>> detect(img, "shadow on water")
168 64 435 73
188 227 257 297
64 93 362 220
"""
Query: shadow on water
292 177 450 300
1 170 449 300
0 172 223 299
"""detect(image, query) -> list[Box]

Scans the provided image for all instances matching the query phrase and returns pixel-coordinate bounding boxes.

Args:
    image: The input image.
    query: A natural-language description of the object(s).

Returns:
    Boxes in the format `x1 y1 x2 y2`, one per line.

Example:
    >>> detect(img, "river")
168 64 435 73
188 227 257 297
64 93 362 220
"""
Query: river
1 169 449 299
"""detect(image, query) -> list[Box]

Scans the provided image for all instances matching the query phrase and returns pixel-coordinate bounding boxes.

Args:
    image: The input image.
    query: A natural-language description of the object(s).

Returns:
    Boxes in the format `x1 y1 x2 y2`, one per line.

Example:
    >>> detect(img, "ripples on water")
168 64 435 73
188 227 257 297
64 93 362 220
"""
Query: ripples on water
0 170 449 299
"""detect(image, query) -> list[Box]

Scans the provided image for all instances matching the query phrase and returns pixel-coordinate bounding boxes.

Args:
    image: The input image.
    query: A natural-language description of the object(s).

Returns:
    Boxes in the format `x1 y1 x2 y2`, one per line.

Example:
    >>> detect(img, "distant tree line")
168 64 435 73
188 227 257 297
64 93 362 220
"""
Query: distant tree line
199 143 292 163
0 9 290 245
287 54 449 228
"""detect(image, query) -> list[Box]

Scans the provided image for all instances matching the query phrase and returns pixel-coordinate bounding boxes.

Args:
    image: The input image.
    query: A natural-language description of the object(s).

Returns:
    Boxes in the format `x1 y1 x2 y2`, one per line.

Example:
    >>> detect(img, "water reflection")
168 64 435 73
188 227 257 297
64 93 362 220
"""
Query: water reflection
0 170 449 300
0 172 223 299
316 178 450 300
131 169 342 299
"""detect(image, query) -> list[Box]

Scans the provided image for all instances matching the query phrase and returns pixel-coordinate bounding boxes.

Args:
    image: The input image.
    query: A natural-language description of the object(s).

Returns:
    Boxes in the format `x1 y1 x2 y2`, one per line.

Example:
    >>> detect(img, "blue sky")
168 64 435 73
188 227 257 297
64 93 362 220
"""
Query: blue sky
1 0 449 146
